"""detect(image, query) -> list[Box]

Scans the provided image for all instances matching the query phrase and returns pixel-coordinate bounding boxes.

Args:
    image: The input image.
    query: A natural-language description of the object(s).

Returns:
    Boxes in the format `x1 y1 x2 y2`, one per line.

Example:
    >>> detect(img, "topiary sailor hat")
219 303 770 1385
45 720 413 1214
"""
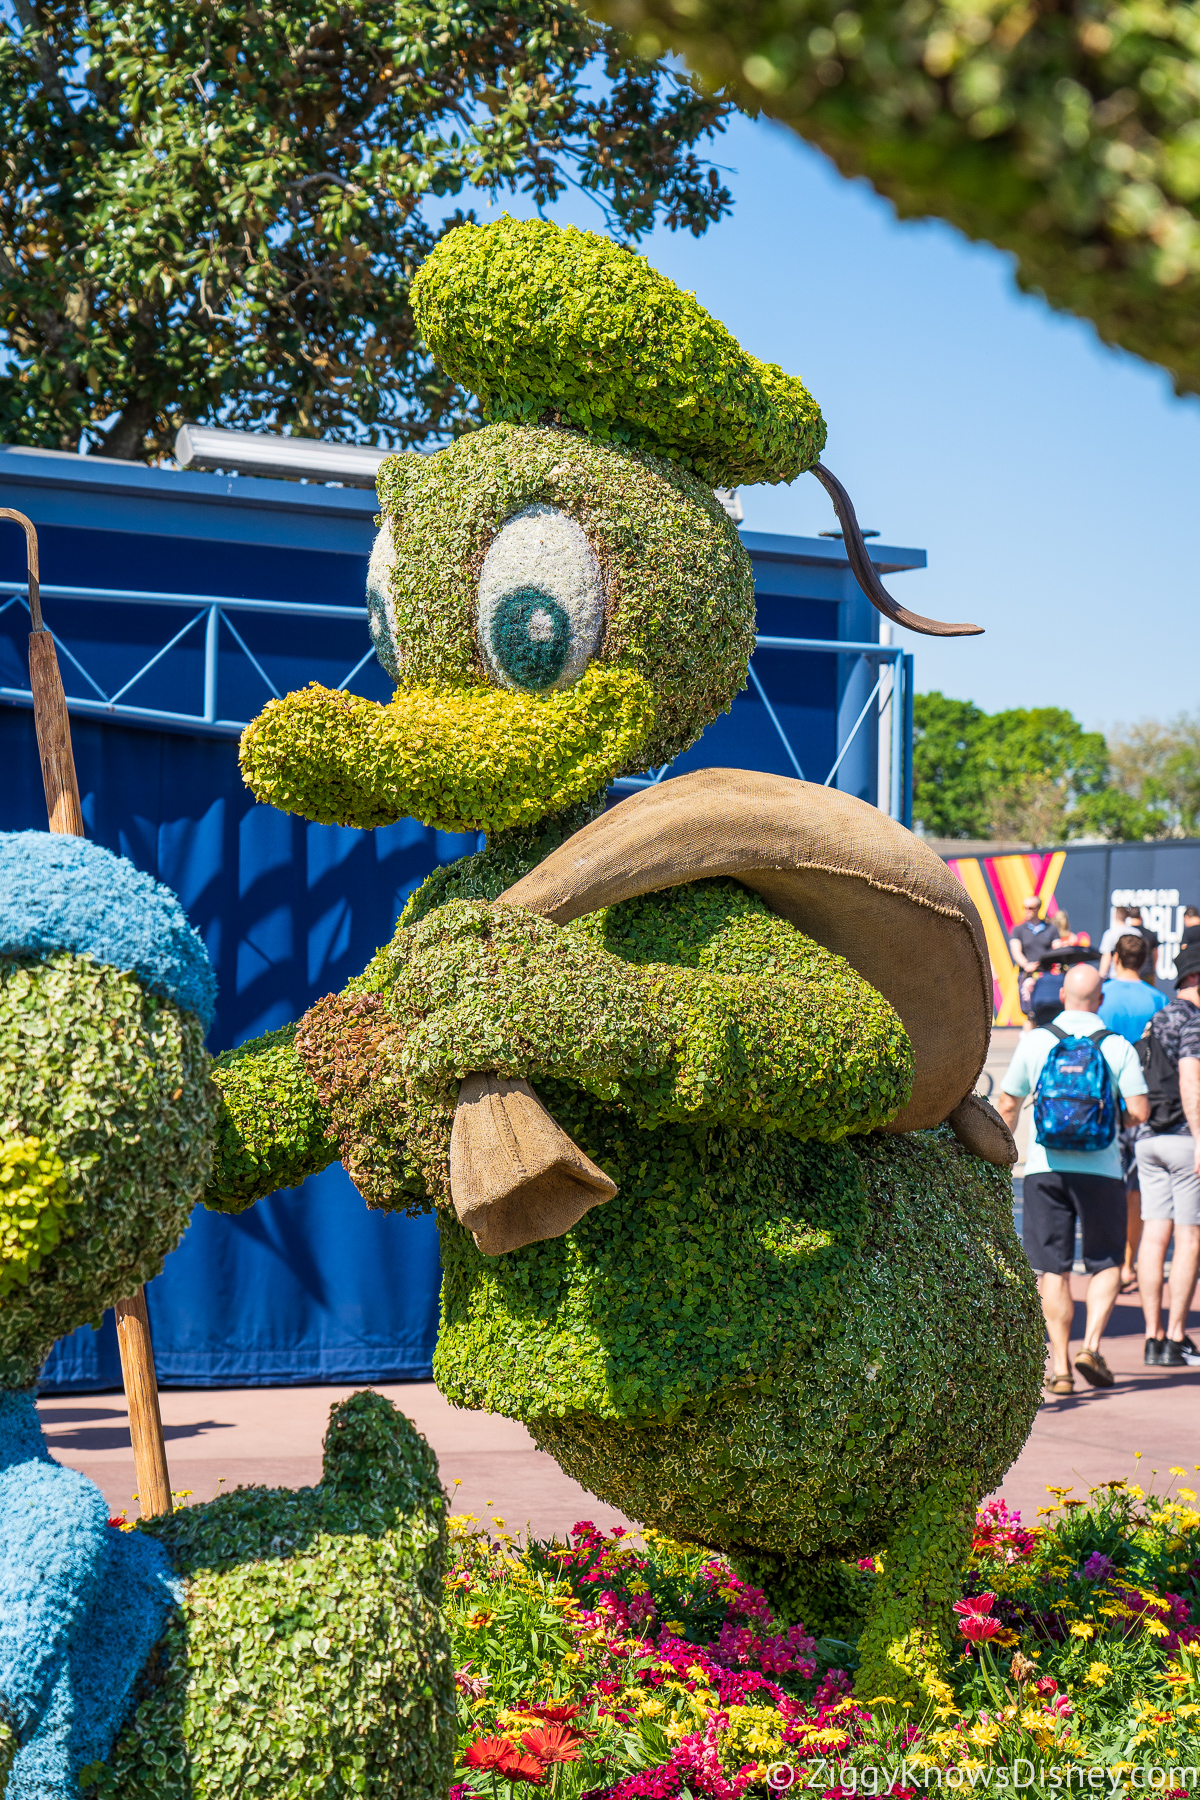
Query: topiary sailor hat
411 216 823 490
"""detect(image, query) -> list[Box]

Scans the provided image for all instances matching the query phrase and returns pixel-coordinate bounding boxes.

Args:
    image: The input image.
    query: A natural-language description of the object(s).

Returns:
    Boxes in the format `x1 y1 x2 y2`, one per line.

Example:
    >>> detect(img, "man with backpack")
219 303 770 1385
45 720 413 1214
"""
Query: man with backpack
997 963 1149 1397
1135 942 1200 1368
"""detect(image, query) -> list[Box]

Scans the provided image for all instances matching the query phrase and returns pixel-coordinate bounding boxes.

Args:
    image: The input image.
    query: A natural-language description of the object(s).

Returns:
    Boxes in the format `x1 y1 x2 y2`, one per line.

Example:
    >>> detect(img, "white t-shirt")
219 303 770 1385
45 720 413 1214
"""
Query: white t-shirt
1100 922 1144 955
1001 1010 1147 1180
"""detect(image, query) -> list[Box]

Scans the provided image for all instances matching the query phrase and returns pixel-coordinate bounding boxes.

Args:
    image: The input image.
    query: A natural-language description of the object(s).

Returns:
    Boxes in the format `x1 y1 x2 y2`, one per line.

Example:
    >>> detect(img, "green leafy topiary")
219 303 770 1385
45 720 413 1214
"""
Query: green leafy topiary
207 1024 340 1214
86 1391 455 1800
296 880 912 1214
410 217 827 486
0 1135 74 1300
435 1123 1040 1708
0 952 215 1386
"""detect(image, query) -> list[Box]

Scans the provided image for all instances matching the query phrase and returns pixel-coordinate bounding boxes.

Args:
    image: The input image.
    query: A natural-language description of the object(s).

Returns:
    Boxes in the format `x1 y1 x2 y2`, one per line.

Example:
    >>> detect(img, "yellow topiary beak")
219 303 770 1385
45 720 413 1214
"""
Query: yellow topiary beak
239 664 658 835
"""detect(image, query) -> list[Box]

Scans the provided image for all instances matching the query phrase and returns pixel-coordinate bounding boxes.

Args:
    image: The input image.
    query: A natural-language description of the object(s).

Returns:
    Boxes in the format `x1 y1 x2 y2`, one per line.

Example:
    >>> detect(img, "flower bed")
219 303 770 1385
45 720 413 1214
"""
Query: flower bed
447 1471 1200 1800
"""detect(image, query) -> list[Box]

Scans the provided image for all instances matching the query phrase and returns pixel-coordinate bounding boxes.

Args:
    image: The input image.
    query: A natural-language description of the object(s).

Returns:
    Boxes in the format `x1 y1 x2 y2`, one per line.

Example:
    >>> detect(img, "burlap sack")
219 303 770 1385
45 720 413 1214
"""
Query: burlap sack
501 768 998 1142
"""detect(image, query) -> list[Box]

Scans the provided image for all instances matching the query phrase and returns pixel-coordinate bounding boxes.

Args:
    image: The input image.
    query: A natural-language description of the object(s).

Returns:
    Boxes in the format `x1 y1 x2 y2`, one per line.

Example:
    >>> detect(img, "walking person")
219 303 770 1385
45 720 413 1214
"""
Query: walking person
1099 905 1137 980
1124 907 1160 987
1100 934 1166 1292
997 963 1149 1396
1136 942 1200 1368
1009 895 1057 1031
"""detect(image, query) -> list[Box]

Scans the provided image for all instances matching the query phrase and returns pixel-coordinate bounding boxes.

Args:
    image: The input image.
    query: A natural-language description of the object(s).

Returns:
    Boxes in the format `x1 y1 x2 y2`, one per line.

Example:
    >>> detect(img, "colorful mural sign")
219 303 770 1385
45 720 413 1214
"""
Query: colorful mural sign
945 850 1069 1025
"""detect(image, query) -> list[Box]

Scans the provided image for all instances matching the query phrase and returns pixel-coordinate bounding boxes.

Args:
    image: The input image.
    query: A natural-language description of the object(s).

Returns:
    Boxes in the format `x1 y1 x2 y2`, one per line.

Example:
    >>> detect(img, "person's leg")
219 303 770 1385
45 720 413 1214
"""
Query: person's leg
1167 1225 1200 1341
1072 1174 1127 1383
1136 1139 1175 1341
1154 1138 1200 1343
1138 1221 1172 1339
1122 1188 1142 1288
1021 1173 1077 1383
1040 1272 1075 1377
1082 1266 1122 1351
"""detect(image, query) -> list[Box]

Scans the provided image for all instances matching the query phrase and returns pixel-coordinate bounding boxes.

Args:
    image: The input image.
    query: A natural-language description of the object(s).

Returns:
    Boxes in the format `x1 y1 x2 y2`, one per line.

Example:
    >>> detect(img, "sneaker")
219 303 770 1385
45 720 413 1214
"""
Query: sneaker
1145 1338 1164 1367
1160 1338 1186 1368
1075 1347 1114 1388
1179 1335 1200 1368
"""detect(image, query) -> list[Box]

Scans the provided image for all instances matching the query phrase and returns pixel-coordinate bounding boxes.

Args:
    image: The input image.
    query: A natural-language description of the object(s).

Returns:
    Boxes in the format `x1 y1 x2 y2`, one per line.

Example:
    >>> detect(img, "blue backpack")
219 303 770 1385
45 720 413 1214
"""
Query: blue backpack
1033 1024 1118 1152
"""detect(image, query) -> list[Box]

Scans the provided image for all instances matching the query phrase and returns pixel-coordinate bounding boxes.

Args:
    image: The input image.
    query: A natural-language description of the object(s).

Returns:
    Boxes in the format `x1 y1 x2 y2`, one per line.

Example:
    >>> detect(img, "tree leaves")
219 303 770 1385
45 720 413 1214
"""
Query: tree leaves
912 690 1110 842
0 0 733 461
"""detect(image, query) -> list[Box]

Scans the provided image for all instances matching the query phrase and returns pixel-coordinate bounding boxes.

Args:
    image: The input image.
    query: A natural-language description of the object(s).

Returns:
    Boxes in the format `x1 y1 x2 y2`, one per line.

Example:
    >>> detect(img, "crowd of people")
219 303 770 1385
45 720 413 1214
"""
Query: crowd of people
999 897 1200 1397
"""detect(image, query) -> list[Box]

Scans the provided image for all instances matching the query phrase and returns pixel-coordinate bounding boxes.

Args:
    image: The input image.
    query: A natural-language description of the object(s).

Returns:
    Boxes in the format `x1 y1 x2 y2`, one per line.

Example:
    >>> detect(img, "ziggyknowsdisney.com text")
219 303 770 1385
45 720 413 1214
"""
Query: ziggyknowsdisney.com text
766 1762 1198 1792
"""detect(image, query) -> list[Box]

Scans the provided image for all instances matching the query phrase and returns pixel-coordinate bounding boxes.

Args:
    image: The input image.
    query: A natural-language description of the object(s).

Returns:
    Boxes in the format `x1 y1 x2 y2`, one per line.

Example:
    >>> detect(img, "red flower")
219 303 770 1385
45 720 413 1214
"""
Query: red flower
464 1739 546 1784
465 1738 518 1773
507 1755 548 1783
953 1594 997 1618
522 1724 584 1766
958 1614 1002 1643
526 1704 582 1724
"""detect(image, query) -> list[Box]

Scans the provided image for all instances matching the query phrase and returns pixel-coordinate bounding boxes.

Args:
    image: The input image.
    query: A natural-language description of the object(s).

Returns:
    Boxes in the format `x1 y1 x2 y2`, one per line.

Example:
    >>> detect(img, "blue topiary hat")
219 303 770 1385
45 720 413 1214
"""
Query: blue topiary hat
0 831 216 1031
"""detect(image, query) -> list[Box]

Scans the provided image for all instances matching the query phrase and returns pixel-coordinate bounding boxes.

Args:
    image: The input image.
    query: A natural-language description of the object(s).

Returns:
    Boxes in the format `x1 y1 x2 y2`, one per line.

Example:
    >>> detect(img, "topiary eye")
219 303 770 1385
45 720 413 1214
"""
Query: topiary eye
478 505 603 692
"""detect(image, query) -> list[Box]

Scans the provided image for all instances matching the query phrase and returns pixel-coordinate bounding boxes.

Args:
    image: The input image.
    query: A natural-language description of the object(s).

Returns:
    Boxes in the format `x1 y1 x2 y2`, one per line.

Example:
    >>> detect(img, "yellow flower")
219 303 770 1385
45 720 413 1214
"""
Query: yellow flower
1069 1621 1094 1640
663 1620 686 1634
1085 1662 1110 1688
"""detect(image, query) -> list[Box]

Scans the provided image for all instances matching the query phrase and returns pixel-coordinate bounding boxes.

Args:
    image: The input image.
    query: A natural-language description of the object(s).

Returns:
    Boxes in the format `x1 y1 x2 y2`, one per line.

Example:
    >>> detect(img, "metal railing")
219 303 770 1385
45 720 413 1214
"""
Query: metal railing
613 637 913 824
0 582 912 821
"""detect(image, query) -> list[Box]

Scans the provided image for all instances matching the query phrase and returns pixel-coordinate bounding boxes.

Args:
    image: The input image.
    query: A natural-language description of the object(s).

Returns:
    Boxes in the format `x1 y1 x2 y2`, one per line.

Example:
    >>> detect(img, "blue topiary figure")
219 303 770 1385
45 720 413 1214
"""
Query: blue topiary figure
0 832 452 1799
207 216 1044 1711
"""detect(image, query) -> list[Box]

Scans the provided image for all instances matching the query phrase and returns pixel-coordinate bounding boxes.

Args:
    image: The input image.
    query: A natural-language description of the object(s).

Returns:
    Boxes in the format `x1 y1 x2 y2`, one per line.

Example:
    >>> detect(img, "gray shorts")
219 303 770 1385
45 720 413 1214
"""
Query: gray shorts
1135 1134 1200 1226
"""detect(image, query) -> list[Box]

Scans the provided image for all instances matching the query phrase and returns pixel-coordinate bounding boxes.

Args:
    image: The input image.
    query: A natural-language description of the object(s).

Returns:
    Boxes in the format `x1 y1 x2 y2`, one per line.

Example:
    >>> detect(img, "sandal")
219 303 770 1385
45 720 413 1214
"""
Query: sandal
1043 1374 1075 1397
1074 1348 1114 1389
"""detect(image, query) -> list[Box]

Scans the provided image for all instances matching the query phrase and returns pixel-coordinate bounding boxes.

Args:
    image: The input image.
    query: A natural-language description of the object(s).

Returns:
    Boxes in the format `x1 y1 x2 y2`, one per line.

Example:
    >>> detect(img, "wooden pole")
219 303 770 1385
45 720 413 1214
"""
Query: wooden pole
114 1294 173 1518
3 507 173 1520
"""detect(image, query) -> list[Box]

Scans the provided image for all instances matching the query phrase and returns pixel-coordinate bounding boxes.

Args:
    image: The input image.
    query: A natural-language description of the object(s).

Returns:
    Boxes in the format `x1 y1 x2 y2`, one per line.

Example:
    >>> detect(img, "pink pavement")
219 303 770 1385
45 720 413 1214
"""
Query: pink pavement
36 1275 1195 1538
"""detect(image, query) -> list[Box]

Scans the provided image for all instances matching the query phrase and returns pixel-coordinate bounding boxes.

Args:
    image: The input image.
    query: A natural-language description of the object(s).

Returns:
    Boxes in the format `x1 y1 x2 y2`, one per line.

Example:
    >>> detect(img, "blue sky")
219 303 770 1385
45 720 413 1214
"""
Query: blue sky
464 109 1200 736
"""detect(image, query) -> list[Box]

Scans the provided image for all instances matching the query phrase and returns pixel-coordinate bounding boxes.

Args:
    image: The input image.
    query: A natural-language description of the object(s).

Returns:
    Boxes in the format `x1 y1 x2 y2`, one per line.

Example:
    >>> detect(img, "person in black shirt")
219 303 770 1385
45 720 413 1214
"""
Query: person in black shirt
1009 896 1058 1029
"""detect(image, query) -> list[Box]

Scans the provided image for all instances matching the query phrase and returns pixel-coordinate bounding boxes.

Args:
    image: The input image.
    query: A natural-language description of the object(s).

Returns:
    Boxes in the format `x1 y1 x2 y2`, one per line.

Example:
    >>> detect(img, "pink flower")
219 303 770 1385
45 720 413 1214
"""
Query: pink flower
958 1613 1002 1643
953 1593 997 1617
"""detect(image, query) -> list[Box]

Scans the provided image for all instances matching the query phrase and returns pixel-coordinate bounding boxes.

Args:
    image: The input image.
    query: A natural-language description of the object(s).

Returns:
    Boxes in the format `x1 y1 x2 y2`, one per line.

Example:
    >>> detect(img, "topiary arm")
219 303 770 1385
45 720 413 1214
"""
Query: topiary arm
206 1025 341 1214
384 897 912 1145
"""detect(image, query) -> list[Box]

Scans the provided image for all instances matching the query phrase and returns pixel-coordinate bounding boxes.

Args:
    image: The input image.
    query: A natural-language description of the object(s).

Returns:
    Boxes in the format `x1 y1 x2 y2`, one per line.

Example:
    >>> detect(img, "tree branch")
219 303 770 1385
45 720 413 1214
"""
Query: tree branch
10 0 77 119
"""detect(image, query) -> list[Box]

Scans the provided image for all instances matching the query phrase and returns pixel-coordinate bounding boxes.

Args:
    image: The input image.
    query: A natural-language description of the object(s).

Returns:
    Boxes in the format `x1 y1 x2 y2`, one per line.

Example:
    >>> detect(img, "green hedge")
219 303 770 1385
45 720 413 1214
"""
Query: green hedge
87 1392 454 1800
410 217 827 485
0 953 214 1387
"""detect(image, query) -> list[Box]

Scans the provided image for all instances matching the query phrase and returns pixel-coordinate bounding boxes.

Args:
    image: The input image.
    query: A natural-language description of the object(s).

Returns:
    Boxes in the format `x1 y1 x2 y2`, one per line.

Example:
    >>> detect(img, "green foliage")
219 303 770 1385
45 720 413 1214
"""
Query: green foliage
1103 712 1200 839
435 1125 1041 1569
206 1024 340 1214
88 1391 455 1800
0 1 733 462
410 217 827 485
298 879 912 1213
913 691 1110 843
401 796 608 928
587 0 1200 400
371 423 757 773
240 666 657 835
0 1133 74 1300
853 1469 975 1710
0 952 214 1386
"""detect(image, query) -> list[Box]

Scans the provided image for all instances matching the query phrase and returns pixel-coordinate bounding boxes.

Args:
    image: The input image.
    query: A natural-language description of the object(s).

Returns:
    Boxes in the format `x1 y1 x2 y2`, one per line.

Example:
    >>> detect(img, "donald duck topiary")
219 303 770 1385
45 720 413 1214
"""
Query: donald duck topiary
0 832 451 1799
213 216 1045 1709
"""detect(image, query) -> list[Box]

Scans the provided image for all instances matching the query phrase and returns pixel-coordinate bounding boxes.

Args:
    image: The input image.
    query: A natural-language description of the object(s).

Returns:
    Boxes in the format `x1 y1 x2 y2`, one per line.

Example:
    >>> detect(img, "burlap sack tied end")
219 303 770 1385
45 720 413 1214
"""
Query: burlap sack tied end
450 1073 617 1255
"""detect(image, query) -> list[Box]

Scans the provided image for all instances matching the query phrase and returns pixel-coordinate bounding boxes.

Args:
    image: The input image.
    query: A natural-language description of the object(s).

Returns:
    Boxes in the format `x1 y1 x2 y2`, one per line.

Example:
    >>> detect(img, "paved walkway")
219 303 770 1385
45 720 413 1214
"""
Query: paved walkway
37 1276 1195 1535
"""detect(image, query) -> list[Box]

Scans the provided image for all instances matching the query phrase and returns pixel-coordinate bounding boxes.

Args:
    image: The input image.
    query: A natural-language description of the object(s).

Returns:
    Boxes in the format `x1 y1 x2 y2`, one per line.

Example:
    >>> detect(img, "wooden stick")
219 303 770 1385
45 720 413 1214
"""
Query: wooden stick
27 632 85 837
114 1293 173 1518
4 507 173 1519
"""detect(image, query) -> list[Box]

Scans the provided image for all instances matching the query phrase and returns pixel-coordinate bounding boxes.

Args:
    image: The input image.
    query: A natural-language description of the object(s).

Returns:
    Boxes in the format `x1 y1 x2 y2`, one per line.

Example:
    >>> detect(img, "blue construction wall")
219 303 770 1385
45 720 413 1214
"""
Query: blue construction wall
0 449 924 1391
